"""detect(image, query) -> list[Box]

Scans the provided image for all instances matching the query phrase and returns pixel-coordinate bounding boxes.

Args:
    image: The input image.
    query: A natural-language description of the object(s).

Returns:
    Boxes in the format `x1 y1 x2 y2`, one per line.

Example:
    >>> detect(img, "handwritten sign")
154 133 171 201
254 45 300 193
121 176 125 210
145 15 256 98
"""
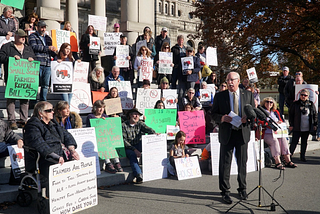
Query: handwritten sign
0 36 14 49
145 109 177 133
70 83 93 113
1 0 25 10
178 111 206 144
49 157 98 214
206 47 218 66
295 84 319 112
51 61 73 93
116 45 129 67
175 156 202 180
51 29 70 50
103 32 121 55
163 89 178 109
68 127 101 175
8 145 25 179
88 15 107 31
246 67 258 83
89 117 126 159
136 88 161 115
158 52 173 74
139 59 153 82
181 56 194 74
104 97 122 115
166 125 180 140
135 40 147 55
89 37 100 55
73 61 89 83
5 57 40 100
108 81 133 110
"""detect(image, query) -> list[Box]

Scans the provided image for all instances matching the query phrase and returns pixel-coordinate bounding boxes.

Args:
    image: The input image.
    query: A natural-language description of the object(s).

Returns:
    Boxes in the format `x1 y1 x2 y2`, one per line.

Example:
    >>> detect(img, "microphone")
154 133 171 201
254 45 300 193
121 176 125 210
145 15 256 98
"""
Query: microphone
254 108 278 131
257 105 281 129
244 104 256 121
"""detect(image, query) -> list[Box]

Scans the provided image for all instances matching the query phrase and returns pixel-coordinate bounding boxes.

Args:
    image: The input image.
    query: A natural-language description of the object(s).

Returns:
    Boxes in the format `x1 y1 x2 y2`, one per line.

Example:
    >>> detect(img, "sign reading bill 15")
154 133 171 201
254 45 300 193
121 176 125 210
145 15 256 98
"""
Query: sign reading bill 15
5 57 40 100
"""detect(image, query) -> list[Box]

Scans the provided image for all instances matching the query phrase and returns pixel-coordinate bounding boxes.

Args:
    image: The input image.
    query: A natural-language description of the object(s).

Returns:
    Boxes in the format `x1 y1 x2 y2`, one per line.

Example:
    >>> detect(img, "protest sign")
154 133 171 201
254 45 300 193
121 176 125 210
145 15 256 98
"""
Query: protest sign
295 84 318 111
70 32 78 52
8 145 25 179
206 84 216 94
142 134 168 182
70 83 93 113
136 88 161 115
89 117 126 159
181 56 194 74
109 81 134 109
103 32 121 55
51 29 70 50
178 110 205 144
73 61 89 83
145 109 177 133
162 89 178 109
273 123 289 138
49 157 98 214
88 14 107 31
104 97 122 115
51 61 73 93
206 47 218 66
68 127 101 175
89 37 100 55
166 125 180 140
0 36 14 49
199 89 212 106
115 45 129 67
175 156 202 181
139 59 153 82
91 91 109 104
247 67 258 83
5 57 40 100
1 0 24 10
158 52 173 74
135 40 147 55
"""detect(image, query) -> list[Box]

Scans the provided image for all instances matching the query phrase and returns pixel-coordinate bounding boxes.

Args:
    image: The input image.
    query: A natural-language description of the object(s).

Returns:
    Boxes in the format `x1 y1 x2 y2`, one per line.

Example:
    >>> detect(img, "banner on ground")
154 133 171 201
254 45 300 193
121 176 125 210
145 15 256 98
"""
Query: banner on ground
104 97 122 115
181 56 194 74
5 57 40 100
139 59 153 82
295 84 318 112
68 127 101 175
135 40 147 55
0 36 14 49
103 32 121 55
108 81 134 109
89 37 100 55
73 61 89 83
162 89 178 109
70 83 93 113
136 88 161 115
206 47 218 66
8 145 25 179
51 61 73 93
178 110 205 144
142 134 168 182
49 157 98 214
247 67 258 83
51 29 70 50
1 0 24 10
115 45 129 67
175 156 202 181
145 109 177 133
158 52 173 74
89 117 126 159
166 125 180 140
88 14 107 31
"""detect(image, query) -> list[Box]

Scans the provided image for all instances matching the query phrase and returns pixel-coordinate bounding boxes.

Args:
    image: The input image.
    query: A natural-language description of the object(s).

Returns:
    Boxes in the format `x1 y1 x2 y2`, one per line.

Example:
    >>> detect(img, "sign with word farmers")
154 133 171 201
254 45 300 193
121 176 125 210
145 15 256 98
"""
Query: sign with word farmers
73 61 89 83
178 110 205 144
70 83 93 113
103 32 121 55
51 29 70 50
88 14 107 31
142 134 168 182
136 88 161 115
145 109 177 133
181 56 194 74
115 45 129 67
247 67 258 83
158 52 173 74
104 97 122 115
89 117 126 159
206 47 218 66
5 57 40 100
49 157 97 214
175 156 202 181
139 59 153 82
0 36 14 49
89 37 100 55
108 81 133 109
8 145 25 179
51 61 73 93
162 89 178 109
295 84 319 112
135 40 147 55
68 127 101 175
199 89 212 106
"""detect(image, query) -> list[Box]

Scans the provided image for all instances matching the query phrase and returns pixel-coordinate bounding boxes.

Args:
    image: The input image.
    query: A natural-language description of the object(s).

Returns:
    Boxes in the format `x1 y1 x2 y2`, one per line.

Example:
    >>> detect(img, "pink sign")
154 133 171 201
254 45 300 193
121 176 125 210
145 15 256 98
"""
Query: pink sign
178 110 206 144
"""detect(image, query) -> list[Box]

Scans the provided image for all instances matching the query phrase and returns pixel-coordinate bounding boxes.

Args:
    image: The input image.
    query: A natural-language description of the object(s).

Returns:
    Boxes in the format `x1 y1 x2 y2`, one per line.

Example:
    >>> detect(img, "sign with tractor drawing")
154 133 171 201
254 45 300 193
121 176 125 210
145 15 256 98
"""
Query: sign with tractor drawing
51 61 73 93
162 89 178 109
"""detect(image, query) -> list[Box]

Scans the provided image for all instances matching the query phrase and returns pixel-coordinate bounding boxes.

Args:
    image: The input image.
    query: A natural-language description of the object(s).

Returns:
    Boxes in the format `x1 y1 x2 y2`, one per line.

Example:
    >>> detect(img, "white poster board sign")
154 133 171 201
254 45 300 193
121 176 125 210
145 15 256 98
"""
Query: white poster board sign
175 156 202 180
0 36 14 49
206 84 216 95
135 40 147 55
51 61 73 93
136 88 161 115
55 29 70 50
68 127 101 175
89 37 100 55
115 45 129 67
206 47 218 66
246 67 258 83
8 145 25 179
142 134 168 182
103 32 121 55
73 61 89 83
163 89 178 109
181 56 194 74
158 52 173 74
273 123 289 139
166 125 180 140
88 14 107 31
199 89 212 106
139 59 153 82
108 81 134 109
49 157 98 214
70 83 93 113
295 84 318 112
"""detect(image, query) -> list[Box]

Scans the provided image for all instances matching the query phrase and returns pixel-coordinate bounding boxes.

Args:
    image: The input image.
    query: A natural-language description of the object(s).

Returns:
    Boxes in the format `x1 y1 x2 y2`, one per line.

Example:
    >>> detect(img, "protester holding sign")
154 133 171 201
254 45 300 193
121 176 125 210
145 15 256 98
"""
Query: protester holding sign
134 46 153 86
156 42 174 85
105 66 124 90
0 29 36 130
62 21 79 60
89 66 105 92
104 87 123 118
183 88 202 111
54 101 82 129
80 25 100 71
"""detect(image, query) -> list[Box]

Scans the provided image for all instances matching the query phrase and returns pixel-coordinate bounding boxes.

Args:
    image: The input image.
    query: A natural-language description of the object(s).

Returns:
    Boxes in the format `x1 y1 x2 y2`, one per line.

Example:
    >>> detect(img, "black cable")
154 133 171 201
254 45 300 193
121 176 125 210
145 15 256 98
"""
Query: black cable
272 169 285 201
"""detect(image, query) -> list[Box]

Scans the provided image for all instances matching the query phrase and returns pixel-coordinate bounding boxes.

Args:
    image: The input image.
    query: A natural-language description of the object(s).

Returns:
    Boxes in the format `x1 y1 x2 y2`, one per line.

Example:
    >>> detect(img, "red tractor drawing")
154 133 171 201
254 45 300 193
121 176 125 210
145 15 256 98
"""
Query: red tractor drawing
167 99 174 105
249 71 255 76
56 69 70 79
184 61 191 66
91 41 98 46
13 152 23 162
202 93 209 98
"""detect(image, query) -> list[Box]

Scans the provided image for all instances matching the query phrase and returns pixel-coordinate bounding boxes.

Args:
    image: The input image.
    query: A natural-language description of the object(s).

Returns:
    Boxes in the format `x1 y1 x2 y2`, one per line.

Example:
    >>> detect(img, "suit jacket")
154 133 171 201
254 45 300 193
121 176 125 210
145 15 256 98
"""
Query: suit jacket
211 89 254 145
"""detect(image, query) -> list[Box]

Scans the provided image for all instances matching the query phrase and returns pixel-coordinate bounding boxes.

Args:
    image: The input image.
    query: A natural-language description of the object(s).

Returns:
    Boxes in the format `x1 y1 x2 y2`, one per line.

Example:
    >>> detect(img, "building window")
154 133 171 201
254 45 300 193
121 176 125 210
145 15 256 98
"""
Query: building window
165 3 168 14
188 12 193 19
178 10 181 17
159 2 162 13
171 5 174 16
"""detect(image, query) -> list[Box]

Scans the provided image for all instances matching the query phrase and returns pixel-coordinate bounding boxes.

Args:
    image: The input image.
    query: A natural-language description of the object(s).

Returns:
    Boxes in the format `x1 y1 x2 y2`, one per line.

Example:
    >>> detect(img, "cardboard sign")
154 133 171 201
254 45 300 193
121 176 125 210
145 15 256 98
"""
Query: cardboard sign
142 134 168 182
116 45 129 67
0 36 14 49
162 89 178 109
49 157 98 214
295 84 319 112
104 97 122 115
206 47 218 66
89 37 100 55
178 111 206 144
181 56 194 73
103 32 121 55
70 83 93 113
247 67 258 83
91 91 109 104
88 14 107 31
175 156 202 180
145 109 177 133
8 145 25 179
108 81 133 110
136 88 161 115
51 29 70 50
51 61 73 93
5 57 40 100
89 117 126 159
135 40 147 55
70 32 78 52
139 59 153 82
1 0 24 10
166 125 180 140
158 52 173 74
73 61 89 83
68 127 101 175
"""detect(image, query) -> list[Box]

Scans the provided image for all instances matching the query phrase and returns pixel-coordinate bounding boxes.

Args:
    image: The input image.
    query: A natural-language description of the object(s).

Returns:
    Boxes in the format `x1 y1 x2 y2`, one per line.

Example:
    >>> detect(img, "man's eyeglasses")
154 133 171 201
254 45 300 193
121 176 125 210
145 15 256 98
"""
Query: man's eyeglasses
44 109 54 113
226 78 238 82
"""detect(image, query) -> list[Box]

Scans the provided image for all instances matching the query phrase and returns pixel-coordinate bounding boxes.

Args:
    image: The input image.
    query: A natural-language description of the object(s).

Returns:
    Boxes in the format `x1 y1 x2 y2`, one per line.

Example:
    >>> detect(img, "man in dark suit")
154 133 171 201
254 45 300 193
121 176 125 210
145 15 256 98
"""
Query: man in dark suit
211 72 254 204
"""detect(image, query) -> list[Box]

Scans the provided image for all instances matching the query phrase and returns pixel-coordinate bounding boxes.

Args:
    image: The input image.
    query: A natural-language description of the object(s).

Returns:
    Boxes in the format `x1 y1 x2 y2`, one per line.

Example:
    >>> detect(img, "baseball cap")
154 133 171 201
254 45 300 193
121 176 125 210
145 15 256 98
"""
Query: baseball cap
162 27 168 32
38 20 47 27
283 66 289 71
114 23 120 28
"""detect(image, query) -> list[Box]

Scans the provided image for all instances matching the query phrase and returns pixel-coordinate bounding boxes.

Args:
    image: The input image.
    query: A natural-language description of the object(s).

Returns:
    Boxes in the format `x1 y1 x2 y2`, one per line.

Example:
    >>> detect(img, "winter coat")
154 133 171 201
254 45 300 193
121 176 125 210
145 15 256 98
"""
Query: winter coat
54 112 83 129
89 70 105 91
0 15 16 36
277 74 294 94
171 44 186 81
79 33 99 62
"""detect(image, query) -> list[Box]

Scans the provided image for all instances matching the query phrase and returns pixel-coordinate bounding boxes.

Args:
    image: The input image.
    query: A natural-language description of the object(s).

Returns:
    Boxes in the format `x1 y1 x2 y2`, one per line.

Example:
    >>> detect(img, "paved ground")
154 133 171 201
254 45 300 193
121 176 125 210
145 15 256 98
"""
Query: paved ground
1 149 320 214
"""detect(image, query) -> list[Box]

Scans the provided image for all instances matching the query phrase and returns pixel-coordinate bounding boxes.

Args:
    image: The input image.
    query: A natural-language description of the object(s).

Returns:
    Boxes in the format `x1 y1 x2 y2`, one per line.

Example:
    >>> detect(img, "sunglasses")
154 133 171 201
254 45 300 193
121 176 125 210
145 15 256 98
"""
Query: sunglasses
165 47 170 49
295 72 301 75
265 101 273 104
44 108 54 113
300 94 308 97
188 92 195 94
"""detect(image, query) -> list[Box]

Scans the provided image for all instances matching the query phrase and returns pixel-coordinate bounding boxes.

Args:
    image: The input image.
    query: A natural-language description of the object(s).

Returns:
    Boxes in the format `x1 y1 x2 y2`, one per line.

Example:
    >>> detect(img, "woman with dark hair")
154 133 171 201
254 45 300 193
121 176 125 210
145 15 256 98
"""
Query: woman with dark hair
205 71 219 90
104 87 123 118
134 46 153 86
154 100 165 109
80 25 100 70
54 101 82 129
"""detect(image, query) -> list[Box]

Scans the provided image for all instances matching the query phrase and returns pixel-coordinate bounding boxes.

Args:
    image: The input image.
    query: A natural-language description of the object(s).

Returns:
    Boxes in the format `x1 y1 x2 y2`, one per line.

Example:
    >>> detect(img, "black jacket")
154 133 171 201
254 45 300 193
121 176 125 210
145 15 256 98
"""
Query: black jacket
284 79 307 108
171 44 186 81
79 33 99 62
289 100 317 133
154 34 171 61
278 74 294 94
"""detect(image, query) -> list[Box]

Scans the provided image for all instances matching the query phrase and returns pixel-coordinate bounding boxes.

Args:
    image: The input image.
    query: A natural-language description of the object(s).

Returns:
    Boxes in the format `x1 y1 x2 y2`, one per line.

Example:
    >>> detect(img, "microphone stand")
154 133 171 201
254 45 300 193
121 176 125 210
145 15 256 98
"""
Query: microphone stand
226 123 288 213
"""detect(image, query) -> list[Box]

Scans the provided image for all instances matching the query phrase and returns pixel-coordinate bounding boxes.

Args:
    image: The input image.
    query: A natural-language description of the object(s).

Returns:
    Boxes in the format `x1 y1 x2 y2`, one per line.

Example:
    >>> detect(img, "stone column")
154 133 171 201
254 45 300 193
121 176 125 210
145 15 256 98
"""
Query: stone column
37 0 63 32
66 0 79 37
121 0 139 45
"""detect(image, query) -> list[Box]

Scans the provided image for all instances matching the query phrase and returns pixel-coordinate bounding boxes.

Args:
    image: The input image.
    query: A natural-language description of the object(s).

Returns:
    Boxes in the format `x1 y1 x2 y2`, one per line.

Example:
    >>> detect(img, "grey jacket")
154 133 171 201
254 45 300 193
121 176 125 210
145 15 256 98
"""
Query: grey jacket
0 15 16 36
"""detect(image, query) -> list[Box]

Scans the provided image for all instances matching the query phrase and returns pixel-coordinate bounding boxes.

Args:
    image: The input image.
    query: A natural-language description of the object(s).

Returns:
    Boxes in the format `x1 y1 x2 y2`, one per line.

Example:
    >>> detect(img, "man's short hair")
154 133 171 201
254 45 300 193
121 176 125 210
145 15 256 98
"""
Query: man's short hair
112 66 120 72
3 6 13 13
177 35 184 41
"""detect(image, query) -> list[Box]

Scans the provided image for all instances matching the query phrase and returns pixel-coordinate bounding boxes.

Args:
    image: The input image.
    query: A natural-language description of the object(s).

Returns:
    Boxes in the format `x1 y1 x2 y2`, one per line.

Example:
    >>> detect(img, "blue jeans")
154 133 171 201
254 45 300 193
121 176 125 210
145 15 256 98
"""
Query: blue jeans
125 142 142 177
61 93 73 104
279 93 285 116
39 65 51 101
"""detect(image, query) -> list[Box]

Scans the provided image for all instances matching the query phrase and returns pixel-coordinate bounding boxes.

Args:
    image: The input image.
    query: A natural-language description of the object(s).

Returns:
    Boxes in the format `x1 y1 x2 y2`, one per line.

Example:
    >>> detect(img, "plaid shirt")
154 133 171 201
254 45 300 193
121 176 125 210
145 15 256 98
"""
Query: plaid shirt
122 120 155 150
